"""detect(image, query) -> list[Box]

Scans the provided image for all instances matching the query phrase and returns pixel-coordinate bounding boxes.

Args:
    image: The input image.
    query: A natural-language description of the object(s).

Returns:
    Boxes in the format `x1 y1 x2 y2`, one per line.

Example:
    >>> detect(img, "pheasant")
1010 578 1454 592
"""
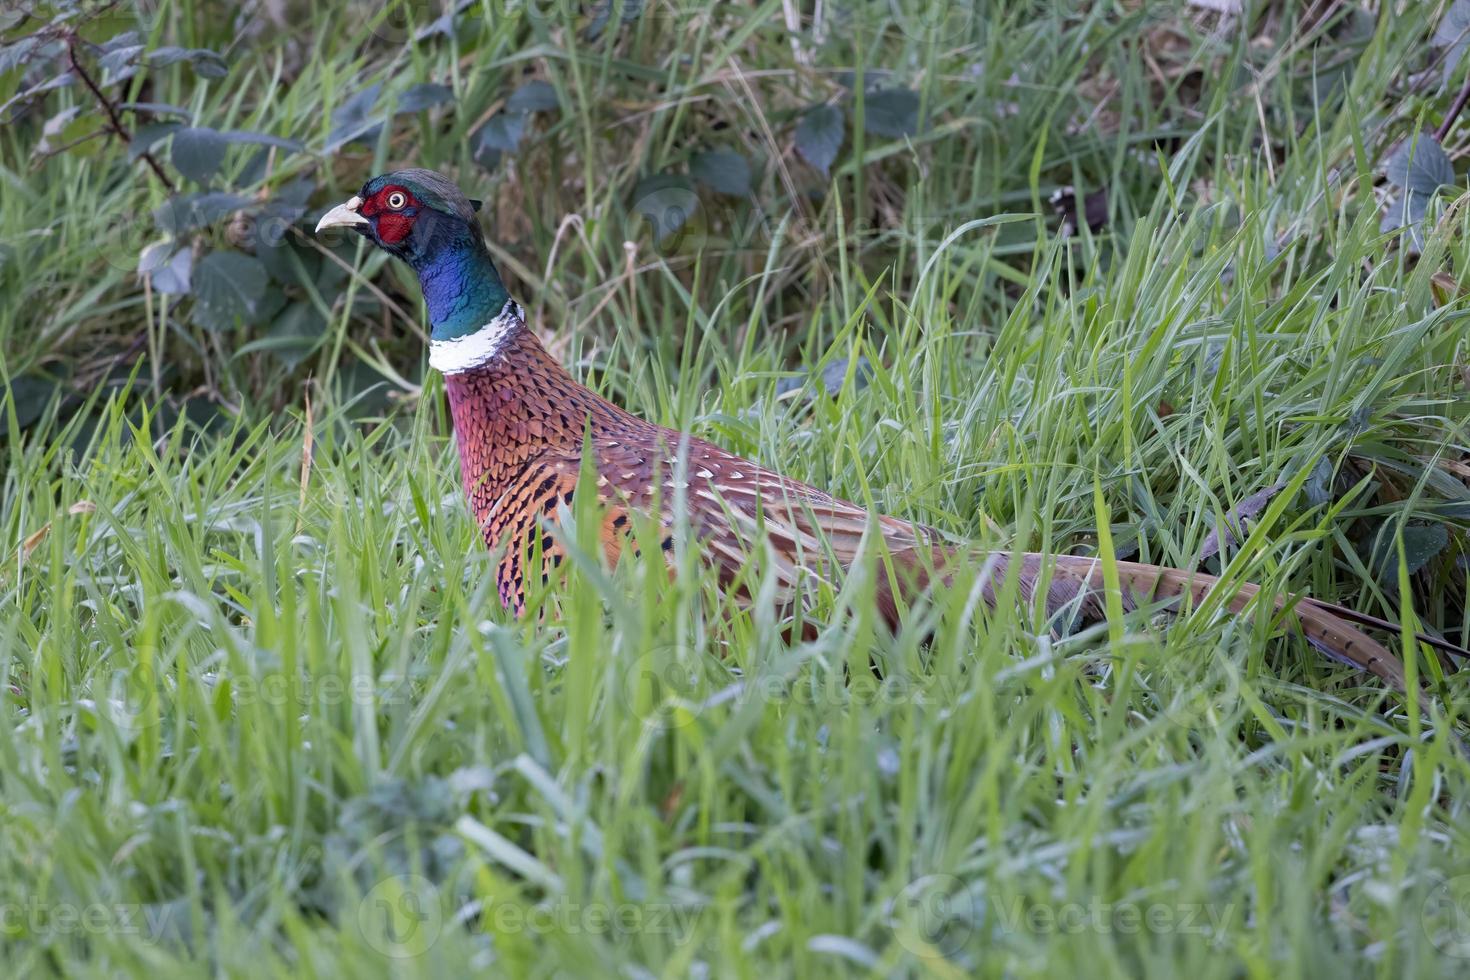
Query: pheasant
317 168 1440 692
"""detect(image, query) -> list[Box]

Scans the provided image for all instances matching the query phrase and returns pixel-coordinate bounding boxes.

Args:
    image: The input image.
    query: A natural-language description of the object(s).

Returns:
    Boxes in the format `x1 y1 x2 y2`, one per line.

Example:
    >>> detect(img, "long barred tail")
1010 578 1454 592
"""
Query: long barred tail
878 547 1413 689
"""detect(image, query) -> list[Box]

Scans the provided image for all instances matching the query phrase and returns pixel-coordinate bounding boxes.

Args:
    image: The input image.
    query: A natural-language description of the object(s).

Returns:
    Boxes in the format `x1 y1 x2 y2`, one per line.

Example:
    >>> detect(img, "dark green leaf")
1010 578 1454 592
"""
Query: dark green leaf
153 192 250 234
139 242 193 295
774 355 872 398
171 126 228 184
40 105 80 138
154 250 194 295
393 83 454 114
1196 482 1289 563
690 150 751 196
192 251 269 332
217 130 305 152
243 303 327 368
1384 135 1454 196
97 42 145 78
0 37 41 75
236 147 272 187
1302 456 1335 507
860 88 920 138
118 101 192 117
146 47 228 78
586 0 644 39
1379 136 1453 254
259 177 317 227
1401 523 1451 575
473 112 526 155
4 375 59 430
334 83 383 122
415 0 477 40
630 175 698 245
472 143 501 171
507 81 560 113
325 118 383 153
0 71 74 116
258 233 321 287
130 121 182 161
795 104 844 176
820 355 871 395
1435 0 1470 77
1371 522 1451 578
326 83 384 151
98 32 144 53
1380 193 1430 252
141 44 186 65
838 70 894 91
253 286 289 327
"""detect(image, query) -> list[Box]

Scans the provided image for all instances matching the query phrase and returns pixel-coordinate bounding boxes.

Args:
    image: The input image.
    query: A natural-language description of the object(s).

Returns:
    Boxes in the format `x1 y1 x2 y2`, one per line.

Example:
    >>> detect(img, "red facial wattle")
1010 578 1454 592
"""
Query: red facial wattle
361 185 418 245
375 211 414 244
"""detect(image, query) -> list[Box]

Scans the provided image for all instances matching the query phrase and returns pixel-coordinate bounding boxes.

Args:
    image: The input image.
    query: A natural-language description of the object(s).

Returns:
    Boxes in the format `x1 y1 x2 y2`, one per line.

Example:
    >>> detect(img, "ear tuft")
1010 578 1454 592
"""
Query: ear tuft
469 199 484 213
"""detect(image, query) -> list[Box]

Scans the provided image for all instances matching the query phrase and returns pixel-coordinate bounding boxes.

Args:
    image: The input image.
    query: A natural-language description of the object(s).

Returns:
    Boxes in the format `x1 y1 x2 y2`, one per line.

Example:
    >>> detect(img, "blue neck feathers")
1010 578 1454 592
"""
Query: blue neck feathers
406 213 511 342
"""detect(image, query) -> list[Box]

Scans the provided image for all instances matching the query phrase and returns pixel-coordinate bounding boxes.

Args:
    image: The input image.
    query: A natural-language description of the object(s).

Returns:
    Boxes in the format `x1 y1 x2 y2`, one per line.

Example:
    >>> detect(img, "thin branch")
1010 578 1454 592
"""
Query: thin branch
292 227 428 342
1437 67 1470 143
28 127 109 165
63 33 176 192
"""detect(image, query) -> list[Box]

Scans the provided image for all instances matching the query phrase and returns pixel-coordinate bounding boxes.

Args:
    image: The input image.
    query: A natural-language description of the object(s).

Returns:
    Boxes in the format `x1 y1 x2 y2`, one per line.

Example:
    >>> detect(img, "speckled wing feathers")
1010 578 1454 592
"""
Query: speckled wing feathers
440 319 1411 689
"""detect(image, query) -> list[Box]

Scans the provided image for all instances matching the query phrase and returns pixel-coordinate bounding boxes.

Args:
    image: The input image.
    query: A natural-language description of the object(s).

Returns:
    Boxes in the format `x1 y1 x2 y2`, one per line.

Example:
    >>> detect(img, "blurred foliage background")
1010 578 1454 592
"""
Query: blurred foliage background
4 2 1470 975
0 0 1445 424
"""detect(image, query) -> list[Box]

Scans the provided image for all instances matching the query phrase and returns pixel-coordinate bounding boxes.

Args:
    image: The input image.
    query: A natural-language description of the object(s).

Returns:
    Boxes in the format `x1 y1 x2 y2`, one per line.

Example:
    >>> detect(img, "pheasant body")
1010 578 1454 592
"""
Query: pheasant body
316 168 1431 692
442 302 941 617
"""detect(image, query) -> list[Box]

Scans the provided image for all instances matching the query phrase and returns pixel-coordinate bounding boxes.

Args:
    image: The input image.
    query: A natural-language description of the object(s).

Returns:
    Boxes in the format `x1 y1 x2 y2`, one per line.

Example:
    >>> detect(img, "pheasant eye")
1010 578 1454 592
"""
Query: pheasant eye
386 191 407 210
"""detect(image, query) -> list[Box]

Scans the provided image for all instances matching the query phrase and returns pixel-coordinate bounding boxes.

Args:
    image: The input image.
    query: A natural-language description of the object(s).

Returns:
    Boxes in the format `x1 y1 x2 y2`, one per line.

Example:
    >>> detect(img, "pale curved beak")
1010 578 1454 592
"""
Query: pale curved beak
315 196 369 233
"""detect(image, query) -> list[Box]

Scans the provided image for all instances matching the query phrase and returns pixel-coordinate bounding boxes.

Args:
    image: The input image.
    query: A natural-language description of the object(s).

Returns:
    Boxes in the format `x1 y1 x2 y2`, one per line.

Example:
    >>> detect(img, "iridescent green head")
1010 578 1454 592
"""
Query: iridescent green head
316 168 510 341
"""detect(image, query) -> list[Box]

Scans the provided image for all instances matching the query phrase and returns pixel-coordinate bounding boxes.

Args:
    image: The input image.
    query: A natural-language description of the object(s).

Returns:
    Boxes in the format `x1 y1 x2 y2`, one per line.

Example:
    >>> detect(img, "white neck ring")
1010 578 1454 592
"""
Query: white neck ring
429 301 524 375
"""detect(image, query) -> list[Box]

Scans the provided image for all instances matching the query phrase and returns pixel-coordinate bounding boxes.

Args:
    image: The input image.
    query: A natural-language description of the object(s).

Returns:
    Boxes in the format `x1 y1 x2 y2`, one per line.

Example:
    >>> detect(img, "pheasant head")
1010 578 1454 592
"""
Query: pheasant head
316 168 510 349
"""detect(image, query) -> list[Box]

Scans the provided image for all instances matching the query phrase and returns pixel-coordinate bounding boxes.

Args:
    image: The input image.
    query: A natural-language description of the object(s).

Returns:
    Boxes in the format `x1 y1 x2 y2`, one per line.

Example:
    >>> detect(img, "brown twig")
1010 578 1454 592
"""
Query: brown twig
1436 67 1470 143
27 127 109 165
63 33 176 192
297 385 314 536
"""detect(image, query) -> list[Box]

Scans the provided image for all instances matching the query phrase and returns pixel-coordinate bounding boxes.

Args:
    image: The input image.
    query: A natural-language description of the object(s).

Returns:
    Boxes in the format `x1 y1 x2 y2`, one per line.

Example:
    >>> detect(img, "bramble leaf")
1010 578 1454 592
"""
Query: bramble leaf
690 150 752 196
796 104 844 176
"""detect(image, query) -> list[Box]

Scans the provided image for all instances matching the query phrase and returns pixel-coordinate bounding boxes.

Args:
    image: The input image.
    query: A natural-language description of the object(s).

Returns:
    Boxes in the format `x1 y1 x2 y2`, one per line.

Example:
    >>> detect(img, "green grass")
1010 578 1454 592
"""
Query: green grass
3 1 1470 976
